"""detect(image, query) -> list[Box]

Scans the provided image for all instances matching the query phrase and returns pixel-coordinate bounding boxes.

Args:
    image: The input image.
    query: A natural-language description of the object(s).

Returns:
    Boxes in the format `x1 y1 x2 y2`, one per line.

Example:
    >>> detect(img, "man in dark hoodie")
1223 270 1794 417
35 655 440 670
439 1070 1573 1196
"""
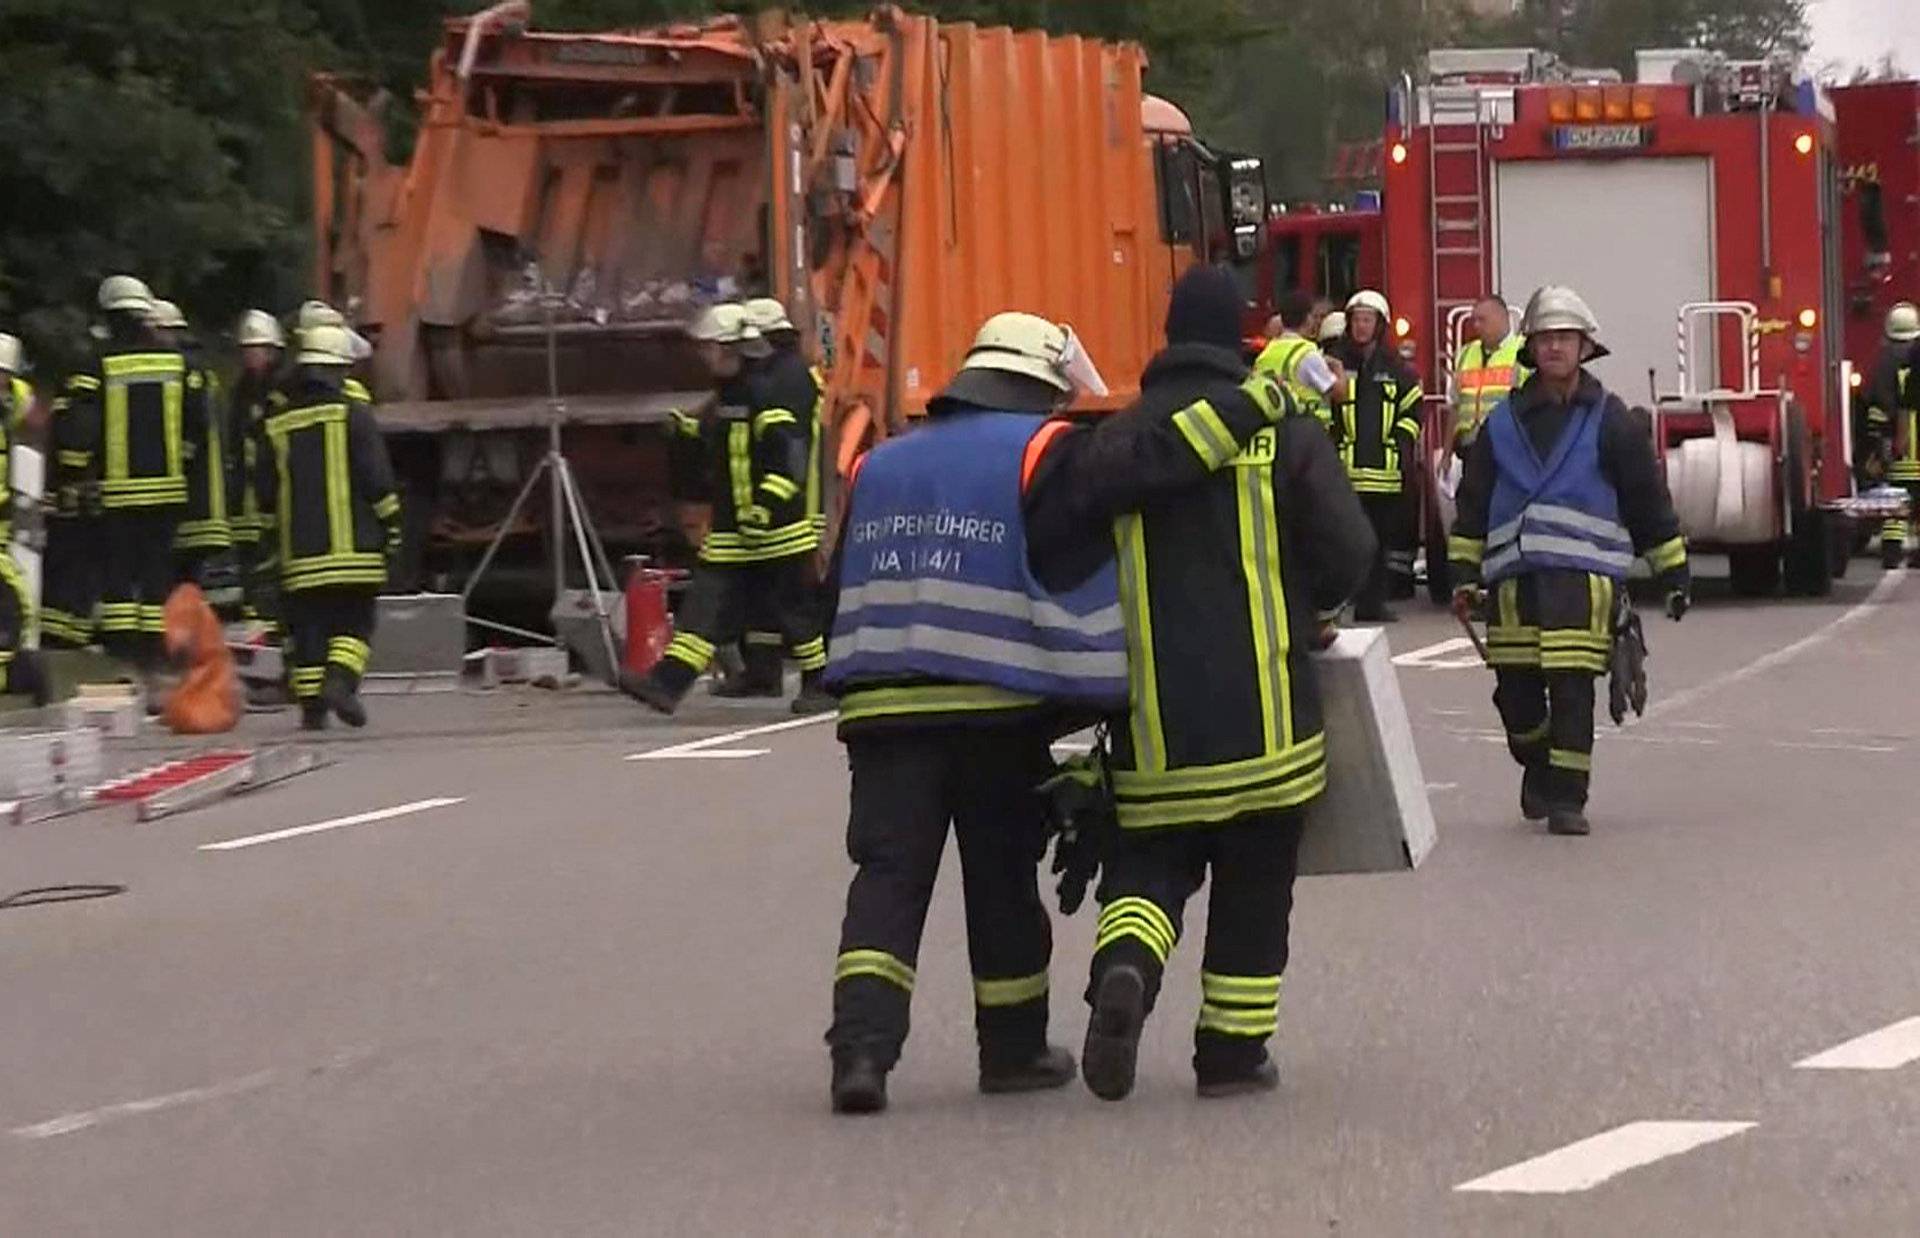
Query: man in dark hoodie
1022 267 1377 1102
820 301 1293 1115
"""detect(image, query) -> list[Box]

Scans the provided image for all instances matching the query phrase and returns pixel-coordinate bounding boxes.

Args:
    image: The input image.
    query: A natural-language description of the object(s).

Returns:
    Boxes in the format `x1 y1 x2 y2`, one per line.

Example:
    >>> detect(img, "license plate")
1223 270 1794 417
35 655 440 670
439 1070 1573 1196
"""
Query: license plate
1554 124 1650 152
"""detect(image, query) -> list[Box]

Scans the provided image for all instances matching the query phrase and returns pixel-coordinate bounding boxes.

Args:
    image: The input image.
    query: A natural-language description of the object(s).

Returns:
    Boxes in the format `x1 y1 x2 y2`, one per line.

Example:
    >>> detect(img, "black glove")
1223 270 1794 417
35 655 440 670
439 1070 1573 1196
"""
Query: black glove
1665 589 1690 622
1608 607 1649 725
1040 749 1117 916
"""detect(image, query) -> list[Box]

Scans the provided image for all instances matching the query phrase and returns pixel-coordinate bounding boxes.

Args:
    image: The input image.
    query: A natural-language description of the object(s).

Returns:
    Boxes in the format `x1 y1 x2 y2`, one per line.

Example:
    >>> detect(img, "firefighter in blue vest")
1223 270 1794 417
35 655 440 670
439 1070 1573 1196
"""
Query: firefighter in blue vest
1022 267 1375 1102
821 308 1294 1114
1449 287 1690 836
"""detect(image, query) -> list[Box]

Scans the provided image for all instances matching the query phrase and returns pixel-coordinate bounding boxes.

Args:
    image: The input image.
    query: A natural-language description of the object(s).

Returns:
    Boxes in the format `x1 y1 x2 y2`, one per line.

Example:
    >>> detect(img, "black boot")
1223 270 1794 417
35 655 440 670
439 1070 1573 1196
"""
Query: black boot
1082 964 1147 1102
1884 541 1906 571
830 1055 889 1115
790 669 836 716
979 1045 1076 1096
1520 766 1550 822
322 669 368 728
715 642 783 698
1548 807 1591 836
1196 1052 1280 1099
300 700 330 732
620 662 694 715
8 649 52 707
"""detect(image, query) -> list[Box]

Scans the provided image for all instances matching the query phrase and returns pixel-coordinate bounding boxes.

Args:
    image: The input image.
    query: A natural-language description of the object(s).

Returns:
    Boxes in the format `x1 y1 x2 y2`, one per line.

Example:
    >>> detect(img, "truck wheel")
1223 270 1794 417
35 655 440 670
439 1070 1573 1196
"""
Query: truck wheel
1783 509 1835 597
1728 545 1782 597
1829 518 1855 580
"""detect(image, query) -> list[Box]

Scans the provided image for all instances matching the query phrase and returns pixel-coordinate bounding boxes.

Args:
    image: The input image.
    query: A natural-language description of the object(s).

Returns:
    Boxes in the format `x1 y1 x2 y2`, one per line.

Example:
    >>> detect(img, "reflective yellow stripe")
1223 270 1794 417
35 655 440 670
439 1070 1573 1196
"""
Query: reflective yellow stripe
835 949 916 992
1201 972 1282 1004
1111 732 1326 797
1116 762 1327 829
1197 1003 1279 1037
1172 399 1239 469
974 972 1049 1008
759 474 800 502
1549 748 1592 772
1448 535 1485 566
328 636 372 674
1095 897 1178 961
1644 536 1688 574
752 408 798 437
837 683 1036 723
372 493 400 520
727 422 753 523
664 631 716 670
1508 718 1550 745
1113 513 1165 772
1235 463 1291 750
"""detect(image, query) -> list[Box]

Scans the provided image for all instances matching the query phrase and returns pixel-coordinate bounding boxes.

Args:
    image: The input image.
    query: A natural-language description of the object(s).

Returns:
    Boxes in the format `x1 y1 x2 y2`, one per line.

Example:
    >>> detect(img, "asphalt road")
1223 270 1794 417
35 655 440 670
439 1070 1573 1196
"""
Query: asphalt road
2 563 1917 1236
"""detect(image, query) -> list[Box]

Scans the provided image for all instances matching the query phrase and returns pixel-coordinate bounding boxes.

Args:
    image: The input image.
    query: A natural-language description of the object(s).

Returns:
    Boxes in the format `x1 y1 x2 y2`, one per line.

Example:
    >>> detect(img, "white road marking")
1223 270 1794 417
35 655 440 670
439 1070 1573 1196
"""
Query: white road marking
12 1069 278 1139
1637 571 1905 724
1392 637 1485 669
1795 1016 1920 1071
1768 740 1898 754
1454 1120 1757 1194
200 797 465 851
626 712 837 761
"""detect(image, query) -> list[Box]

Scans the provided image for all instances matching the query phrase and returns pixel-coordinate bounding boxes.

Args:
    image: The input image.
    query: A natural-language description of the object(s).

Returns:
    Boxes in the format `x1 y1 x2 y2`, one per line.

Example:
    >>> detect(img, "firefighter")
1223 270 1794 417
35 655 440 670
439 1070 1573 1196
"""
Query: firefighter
0 332 32 431
57 275 189 669
1892 352 1920 569
257 324 401 731
724 296 826 698
1328 289 1424 621
1448 286 1690 837
1254 288 1349 430
1021 267 1375 1101
1863 302 1918 567
146 300 233 595
0 335 49 703
620 305 829 715
1448 295 1526 455
229 310 286 626
823 304 1297 1113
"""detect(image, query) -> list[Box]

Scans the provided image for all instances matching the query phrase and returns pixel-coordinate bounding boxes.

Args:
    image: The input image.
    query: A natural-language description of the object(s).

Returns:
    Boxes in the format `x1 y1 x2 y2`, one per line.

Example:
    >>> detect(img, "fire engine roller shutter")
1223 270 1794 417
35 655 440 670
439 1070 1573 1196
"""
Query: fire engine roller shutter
1492 157 1716 402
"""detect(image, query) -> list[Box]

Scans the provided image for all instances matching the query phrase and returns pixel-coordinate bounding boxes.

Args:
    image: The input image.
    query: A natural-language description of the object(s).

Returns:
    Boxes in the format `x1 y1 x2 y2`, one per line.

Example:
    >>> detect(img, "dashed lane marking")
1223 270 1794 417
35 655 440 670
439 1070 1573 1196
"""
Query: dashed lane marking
1795 1016 1920 1071
626 712 838 761
1454 1120 1757 1194
12 1070 279 1139
200 797 466 852
1393 636 1485 669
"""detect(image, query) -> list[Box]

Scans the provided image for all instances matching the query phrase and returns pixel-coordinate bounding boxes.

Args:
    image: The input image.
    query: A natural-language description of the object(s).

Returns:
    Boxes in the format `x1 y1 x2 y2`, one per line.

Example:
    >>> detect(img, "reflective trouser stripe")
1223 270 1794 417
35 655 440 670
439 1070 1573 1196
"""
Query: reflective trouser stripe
973 972 1049 1008
328 636 371 675
790 636 827 673
98 602 140 634
1507 718 1551 746
743 631 784 648
835 949 916 993
138 604 165 635
290 666 326 700
1549 747 1593 772
1095 897 1178 962
664 631 716 672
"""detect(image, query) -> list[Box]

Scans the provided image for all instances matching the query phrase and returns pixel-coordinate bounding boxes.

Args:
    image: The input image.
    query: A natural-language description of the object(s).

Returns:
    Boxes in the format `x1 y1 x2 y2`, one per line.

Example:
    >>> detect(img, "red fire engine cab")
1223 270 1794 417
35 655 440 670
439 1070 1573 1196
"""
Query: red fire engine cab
1830 80 1920 390
1386 48 1896 598
1240 200 1385 350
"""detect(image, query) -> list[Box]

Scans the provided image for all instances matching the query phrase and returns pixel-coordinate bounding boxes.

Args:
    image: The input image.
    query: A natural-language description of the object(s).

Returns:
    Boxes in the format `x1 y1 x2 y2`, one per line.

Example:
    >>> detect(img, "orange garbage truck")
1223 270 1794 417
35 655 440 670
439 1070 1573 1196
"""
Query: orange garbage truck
310 3 1268 598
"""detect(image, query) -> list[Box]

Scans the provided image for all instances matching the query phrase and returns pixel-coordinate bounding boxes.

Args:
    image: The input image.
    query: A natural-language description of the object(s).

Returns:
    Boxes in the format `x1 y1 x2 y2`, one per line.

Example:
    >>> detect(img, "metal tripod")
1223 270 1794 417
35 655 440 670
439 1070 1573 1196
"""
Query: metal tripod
461 286 621 682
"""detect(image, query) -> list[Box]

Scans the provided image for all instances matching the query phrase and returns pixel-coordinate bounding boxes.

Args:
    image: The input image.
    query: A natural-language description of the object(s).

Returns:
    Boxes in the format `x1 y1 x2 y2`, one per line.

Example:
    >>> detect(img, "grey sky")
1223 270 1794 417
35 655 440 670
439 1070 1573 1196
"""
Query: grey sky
1809 0 1920 74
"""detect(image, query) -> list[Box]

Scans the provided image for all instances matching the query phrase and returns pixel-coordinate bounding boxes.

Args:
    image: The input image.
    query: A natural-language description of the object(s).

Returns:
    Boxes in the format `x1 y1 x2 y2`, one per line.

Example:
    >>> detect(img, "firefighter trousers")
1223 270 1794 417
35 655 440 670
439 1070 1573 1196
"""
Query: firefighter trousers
1487 569 1613 810
41 515 100 649
283 586 377 706
1881 481 1920 565
1088 810 1306 1081
99 509 182 665
654 553 826 693
1355 491 1414 616
739 554 826 687
0 552 33 689
828 724 1057 1072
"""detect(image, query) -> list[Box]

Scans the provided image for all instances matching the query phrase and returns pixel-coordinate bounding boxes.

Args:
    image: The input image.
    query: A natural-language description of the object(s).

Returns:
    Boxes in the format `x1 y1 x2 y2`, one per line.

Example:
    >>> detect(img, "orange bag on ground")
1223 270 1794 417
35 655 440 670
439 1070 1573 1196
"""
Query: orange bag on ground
163 583 240 734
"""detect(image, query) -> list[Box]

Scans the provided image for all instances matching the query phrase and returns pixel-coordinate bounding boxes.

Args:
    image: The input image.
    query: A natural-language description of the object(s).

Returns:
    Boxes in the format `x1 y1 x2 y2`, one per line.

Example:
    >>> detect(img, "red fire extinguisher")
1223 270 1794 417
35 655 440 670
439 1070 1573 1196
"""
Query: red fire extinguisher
623 556 682 677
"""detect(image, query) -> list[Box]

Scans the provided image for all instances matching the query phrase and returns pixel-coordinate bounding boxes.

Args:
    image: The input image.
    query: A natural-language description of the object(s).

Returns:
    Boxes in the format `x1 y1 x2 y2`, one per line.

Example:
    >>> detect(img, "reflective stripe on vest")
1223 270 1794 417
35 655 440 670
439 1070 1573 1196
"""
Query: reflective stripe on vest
1455 336 1526 432
1484 398 1633 582
1254 335 1323 419
825 410 1128 707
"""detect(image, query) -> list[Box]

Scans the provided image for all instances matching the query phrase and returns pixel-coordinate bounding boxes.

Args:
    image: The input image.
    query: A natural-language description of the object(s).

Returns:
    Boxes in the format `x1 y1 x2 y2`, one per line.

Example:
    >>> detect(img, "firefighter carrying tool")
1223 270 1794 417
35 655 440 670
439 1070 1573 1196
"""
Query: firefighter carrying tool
620 305 829 715
1328 289 1424 621
1024 268 1374 1102
1449 286 1690 837
256 325 402 731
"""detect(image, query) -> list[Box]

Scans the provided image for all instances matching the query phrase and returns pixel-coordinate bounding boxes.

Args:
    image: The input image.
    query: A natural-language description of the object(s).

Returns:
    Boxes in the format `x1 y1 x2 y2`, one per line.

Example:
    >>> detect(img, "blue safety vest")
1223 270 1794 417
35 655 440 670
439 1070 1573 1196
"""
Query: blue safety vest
1484 398 1634 582
825 410 1128 707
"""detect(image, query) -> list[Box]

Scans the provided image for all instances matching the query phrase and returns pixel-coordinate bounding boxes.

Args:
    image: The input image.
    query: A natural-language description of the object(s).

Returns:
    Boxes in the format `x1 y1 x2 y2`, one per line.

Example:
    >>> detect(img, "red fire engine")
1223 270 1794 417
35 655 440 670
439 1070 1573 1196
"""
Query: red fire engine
1385 48 1903 598
1830 80 1920 385
1240 200 1384 348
